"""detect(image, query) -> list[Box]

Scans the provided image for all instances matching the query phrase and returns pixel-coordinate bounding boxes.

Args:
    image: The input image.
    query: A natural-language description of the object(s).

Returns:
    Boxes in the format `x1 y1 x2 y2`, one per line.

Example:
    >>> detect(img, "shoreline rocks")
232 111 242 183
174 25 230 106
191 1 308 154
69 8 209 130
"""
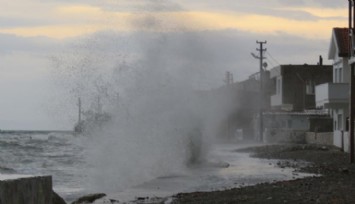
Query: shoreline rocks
71 193 106 204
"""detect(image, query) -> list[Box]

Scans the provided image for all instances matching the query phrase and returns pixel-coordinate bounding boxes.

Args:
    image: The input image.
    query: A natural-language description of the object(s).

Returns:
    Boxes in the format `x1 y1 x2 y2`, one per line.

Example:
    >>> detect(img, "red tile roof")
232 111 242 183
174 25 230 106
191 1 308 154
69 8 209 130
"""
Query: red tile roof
333 27 349 57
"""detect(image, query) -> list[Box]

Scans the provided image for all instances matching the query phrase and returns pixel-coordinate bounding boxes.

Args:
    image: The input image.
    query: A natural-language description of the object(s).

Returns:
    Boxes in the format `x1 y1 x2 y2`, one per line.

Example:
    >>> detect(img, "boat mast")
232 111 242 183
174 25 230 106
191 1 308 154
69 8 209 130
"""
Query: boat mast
78 97 82 124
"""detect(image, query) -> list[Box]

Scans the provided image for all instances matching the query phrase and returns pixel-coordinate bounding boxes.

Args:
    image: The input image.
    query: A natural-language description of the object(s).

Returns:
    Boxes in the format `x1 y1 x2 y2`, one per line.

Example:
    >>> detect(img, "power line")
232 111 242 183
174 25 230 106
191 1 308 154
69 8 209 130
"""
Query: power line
266 51 280 67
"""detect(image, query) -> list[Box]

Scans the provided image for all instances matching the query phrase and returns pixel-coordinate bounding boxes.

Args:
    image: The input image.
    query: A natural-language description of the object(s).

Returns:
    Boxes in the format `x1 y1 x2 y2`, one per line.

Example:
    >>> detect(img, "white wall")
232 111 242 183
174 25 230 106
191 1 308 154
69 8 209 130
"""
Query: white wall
332 107 349 132
334 130 349 152
342 58 350 83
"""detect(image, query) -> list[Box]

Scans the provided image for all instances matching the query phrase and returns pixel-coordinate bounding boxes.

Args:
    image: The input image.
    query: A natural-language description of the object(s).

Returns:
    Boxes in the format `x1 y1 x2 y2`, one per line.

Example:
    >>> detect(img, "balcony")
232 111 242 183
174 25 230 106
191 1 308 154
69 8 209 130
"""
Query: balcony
271 94 282 107
315 83 349 108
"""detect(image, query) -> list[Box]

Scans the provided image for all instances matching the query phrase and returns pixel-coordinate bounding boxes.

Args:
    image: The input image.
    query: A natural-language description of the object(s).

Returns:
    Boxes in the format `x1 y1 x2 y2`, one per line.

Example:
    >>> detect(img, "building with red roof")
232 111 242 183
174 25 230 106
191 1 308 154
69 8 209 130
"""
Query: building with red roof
316 27 351 152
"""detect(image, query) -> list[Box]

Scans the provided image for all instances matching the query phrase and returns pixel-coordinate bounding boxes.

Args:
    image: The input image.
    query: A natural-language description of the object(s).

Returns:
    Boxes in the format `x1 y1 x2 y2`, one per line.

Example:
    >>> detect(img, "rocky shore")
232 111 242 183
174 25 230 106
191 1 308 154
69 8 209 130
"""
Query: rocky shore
171 144 355 204
72 144 355 204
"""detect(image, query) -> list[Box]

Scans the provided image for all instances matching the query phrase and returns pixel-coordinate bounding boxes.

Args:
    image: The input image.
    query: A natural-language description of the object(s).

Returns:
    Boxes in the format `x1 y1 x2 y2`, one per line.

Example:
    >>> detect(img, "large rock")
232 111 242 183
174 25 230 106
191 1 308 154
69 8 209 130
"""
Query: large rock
53 191 66 204
71 193 106 204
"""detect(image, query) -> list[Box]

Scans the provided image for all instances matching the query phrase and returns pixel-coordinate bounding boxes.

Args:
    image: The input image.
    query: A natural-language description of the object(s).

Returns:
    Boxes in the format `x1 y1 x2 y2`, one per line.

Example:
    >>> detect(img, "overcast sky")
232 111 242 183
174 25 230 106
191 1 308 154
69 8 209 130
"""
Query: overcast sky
0 0 348 130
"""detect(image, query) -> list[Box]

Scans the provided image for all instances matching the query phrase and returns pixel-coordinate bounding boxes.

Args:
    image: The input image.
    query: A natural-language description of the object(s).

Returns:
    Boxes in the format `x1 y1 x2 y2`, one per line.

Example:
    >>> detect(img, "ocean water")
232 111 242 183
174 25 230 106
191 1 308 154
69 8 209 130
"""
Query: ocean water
0 132 86 201
0 132 317 203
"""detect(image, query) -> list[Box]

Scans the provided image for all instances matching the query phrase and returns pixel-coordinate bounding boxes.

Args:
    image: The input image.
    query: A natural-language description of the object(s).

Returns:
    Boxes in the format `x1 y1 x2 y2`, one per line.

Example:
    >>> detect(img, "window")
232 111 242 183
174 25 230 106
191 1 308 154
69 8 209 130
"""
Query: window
287 120 292 128
306 80 315 95
339 68 343 83
276 77 282 95
282 120 286 128
338 114 343 130
334 69 338 83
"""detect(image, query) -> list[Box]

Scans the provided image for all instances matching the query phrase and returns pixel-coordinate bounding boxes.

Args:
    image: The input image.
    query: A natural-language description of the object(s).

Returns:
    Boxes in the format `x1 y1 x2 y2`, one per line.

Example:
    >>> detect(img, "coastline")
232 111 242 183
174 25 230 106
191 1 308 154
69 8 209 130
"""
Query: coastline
170 144 355 204
71 143 355 204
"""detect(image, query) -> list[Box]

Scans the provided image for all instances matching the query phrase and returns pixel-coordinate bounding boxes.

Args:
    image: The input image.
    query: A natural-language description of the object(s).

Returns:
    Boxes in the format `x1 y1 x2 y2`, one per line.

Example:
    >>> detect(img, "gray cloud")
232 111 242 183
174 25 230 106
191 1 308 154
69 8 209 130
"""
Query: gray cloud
0 23 333 129
25 0 347 25
174 0 345 22
0 33 62 55
257 8 318 21
0 25 333 82
275 0 306 6
313 0 347 8
275 0 346 8
65 28 332 82
134 0 183 12
90 0 183 13
0 17 53 28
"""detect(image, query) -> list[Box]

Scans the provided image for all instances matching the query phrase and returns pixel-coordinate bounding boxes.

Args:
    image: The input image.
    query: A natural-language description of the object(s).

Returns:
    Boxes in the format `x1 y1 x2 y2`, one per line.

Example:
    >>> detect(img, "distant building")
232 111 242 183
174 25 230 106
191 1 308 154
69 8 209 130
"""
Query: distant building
270 64 332 111
260 62 333 143
211 70 270 141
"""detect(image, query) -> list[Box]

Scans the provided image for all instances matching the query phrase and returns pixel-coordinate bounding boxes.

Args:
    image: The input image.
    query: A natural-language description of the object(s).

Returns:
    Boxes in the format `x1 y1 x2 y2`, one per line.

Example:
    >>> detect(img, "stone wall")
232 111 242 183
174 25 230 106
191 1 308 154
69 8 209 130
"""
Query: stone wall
0 176 52 204
305 132 333 146
264 129 306 143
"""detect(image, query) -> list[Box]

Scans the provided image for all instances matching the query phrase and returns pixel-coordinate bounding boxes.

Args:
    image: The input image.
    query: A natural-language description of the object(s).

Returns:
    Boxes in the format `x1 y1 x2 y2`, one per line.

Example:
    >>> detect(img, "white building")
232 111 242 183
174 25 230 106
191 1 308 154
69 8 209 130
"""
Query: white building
316 27 350 151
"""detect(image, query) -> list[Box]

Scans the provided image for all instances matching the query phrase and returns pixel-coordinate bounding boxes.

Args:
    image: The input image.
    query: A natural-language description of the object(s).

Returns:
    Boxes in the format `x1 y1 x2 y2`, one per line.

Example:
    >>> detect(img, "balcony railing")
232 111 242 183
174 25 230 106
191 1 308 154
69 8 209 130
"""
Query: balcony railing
315 83 349 108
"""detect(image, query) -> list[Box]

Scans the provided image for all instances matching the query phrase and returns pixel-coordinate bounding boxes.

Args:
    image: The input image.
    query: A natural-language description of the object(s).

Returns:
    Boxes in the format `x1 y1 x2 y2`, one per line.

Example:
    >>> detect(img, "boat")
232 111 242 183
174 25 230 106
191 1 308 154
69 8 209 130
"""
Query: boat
74 97 111 133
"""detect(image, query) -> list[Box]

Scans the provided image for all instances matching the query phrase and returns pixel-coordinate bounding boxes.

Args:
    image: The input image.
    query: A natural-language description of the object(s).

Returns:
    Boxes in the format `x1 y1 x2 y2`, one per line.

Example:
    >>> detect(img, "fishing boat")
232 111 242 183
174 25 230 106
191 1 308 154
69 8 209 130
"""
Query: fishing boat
74 97 111 133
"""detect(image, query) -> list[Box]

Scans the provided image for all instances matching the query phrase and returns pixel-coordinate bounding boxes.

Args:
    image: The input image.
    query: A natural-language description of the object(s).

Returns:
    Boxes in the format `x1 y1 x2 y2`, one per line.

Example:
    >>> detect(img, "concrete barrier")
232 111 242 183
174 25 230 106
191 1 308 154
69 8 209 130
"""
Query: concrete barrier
264 129 306 143
305 132 333 146
0 176 53 204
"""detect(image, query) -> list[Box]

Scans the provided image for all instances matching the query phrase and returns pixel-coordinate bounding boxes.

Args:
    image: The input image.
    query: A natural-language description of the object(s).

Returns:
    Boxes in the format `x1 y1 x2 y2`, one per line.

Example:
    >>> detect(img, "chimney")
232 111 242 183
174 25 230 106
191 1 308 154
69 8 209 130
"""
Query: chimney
319 55 323 66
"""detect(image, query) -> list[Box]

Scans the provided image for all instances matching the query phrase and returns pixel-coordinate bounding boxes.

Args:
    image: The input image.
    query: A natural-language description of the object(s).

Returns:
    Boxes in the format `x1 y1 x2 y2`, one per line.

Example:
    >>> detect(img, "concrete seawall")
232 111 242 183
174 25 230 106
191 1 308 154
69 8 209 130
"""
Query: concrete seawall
305 132 333 146
0 176 53 204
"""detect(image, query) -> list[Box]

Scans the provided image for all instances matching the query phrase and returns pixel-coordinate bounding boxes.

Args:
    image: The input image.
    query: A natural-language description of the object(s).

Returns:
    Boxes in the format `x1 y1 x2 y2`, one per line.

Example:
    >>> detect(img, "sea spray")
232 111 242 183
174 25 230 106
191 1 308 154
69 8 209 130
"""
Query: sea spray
51 4 234 193
81 33 219 192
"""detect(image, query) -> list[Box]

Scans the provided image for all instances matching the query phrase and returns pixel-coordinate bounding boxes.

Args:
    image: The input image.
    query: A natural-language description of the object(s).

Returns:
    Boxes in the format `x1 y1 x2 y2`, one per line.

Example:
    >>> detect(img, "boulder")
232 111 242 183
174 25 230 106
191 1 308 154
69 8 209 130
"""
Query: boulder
53 191 66 204
71 193 106 204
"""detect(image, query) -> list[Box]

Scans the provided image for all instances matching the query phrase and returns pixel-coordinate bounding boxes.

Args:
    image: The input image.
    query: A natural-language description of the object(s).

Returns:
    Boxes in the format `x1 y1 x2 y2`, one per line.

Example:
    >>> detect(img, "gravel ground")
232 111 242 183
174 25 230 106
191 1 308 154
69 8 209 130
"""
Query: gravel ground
171 144 355 204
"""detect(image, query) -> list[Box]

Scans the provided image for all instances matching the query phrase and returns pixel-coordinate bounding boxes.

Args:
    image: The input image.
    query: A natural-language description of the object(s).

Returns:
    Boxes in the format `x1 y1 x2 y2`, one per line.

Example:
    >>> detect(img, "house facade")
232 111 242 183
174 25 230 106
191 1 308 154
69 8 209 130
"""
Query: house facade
270 64 332 112
253 62 332 143
316 28 350 151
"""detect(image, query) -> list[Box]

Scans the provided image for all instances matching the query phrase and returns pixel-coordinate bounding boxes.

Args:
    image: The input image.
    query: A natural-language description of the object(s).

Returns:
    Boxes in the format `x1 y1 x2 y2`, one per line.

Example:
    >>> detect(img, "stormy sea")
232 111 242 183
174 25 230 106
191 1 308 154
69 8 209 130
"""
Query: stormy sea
0 131 85 201
0 131 317 203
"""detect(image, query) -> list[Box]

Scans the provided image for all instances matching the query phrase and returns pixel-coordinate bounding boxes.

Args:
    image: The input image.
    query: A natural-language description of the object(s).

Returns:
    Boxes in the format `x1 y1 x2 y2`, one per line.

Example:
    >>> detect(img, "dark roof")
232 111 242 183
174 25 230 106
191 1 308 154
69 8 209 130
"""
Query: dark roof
333 28 349 57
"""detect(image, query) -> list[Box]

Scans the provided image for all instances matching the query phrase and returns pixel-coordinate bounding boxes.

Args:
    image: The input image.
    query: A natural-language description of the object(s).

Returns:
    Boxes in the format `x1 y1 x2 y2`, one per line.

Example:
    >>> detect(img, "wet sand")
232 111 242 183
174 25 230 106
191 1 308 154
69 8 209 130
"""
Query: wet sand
171 144 355 204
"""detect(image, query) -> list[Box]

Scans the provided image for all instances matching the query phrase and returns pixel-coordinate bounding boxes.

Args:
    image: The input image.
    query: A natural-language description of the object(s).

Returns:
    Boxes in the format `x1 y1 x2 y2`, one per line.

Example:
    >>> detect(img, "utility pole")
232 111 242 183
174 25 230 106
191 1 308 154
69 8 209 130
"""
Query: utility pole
251 41 267 142
224 71 233 138
349 0 355 163
224 71 234 86
257 41 267 142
